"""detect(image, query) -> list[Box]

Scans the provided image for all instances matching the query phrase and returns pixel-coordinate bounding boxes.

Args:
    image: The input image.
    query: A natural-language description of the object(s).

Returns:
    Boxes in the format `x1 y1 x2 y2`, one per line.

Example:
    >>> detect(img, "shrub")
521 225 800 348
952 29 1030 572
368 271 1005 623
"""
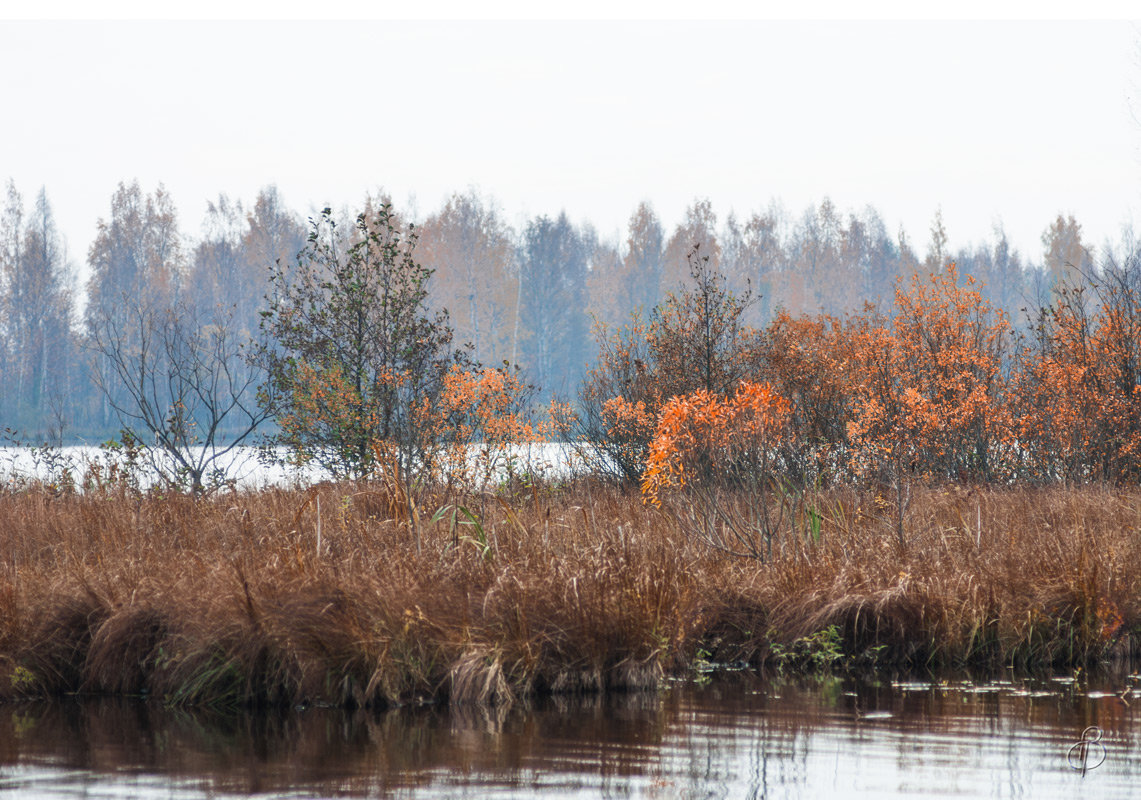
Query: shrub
845 265 1013 486
1011 250 1141 482
642 380 793 560
257 204 469 481
578 246 762 483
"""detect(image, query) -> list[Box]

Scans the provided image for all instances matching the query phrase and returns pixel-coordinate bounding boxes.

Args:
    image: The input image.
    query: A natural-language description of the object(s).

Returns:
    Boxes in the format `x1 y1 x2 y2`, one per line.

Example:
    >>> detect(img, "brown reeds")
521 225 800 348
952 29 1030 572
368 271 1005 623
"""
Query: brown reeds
2 480 1140 708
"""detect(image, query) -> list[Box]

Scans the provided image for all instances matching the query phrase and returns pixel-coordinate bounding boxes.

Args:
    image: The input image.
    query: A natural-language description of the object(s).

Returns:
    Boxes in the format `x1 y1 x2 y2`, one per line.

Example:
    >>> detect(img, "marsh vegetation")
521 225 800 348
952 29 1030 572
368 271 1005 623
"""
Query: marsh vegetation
4 201 1141 711
2 479 1139 708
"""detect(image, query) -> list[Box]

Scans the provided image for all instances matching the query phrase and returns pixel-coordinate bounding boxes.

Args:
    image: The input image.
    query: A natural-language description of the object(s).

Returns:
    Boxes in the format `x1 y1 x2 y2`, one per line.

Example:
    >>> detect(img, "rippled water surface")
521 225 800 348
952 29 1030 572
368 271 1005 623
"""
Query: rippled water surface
2 670 1140 798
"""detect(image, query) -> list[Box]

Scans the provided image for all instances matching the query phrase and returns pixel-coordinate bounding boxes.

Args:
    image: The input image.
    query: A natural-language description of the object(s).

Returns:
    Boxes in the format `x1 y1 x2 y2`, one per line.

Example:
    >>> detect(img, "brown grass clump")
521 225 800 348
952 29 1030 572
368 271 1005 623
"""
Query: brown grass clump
1 480 1140 708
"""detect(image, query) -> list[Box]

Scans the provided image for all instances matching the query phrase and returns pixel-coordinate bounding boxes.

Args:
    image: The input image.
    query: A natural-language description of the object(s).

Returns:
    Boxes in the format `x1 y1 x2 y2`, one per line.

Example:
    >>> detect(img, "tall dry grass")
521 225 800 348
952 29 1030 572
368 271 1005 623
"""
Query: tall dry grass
1 479 1139 708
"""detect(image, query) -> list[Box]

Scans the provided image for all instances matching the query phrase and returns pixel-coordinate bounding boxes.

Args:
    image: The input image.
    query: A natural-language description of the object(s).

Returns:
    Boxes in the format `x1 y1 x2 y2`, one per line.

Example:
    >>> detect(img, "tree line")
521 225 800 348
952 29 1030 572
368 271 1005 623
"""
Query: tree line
0 177 1118 447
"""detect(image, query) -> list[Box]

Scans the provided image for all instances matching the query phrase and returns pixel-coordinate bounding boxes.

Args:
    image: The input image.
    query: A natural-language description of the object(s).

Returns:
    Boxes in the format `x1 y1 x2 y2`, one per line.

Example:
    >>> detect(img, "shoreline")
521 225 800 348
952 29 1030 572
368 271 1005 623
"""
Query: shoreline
3 480 1139 709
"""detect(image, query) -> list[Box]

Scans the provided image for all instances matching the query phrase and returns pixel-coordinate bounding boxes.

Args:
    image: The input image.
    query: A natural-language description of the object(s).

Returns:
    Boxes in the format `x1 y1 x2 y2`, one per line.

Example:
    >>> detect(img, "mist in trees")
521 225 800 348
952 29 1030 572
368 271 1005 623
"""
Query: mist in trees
83 182 185 431
188 188 305 329
0 180 305 453
0 175 1128 447
518 212 588 401
585 202 666 333
663 199 721 296
0 182 76 438
418 190 516 367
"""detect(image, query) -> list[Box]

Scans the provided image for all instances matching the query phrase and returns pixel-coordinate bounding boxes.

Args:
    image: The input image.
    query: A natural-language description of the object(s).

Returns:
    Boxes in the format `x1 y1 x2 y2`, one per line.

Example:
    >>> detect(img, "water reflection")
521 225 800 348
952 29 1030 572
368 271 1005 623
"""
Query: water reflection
2 669 1139 798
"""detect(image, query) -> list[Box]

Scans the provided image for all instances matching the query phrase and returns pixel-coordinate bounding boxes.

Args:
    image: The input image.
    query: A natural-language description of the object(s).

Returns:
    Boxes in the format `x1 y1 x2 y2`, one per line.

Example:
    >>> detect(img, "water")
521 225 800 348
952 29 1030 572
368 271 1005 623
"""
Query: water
2 671 1139 798
0 443 587 492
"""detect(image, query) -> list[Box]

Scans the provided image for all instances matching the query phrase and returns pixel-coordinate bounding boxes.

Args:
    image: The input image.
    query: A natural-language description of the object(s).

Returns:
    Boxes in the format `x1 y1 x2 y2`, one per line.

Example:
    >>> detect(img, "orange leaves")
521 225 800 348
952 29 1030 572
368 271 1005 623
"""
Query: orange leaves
844 264 1012 481
764 310 850 473
425 364 537 488
600 396 658 464
1010 278 1141 482
620 264 1017 493
437 365 531 439
584 260 1141 493
640 380 795 560
642 381 791 505
602 396 655 436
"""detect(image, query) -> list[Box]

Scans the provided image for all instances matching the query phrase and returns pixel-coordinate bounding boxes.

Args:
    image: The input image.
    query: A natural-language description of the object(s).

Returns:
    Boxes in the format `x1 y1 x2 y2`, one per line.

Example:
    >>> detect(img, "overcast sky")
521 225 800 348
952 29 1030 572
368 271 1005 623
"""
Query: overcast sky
1 17 1139 283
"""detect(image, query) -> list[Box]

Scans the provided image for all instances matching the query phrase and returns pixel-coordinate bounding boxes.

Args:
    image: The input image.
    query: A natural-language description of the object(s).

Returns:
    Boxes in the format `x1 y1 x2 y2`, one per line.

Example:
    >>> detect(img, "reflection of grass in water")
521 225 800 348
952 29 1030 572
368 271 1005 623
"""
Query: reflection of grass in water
2 671 1136 798
1 483 1140 711
0 692 667 796
9 709 36 739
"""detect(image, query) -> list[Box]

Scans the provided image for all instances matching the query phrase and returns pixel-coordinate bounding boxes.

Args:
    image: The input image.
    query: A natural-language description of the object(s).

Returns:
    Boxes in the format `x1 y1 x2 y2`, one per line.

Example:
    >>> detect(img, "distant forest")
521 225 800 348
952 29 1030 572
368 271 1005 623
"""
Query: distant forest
0 178 1118 443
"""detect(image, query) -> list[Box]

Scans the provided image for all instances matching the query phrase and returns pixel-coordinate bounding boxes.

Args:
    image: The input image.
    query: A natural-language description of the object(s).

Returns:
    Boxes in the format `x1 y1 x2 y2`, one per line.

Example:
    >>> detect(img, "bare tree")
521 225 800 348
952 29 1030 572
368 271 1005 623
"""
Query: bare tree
89 298 271 496
85 181 184 429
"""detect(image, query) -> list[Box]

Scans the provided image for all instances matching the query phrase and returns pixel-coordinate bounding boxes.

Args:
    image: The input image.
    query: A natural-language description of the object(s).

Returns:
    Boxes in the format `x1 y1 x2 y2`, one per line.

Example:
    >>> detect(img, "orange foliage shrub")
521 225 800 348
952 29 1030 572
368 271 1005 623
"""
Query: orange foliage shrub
845 265 1013 483
642 381 793 559
1012 271 1141 482
577 251 1141 502
579 250 761 482
424 364 538 489
762 311 852 483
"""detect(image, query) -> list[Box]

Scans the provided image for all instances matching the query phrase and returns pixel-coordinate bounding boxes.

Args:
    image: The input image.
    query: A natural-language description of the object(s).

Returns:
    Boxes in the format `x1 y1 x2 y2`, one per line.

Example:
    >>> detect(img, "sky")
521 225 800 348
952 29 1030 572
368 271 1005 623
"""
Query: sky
1 13 1139 290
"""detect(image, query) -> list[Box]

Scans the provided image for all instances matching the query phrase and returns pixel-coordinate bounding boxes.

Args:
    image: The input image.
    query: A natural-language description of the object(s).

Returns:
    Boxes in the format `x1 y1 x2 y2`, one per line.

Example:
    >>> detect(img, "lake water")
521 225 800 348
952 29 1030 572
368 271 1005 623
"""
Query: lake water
0 442 588 492
2 669 1139 799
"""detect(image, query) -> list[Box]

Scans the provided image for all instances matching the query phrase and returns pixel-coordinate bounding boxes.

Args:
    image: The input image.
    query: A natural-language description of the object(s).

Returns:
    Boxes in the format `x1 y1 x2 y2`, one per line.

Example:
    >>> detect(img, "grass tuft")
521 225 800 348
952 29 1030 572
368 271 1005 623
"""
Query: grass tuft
2 481 1139 707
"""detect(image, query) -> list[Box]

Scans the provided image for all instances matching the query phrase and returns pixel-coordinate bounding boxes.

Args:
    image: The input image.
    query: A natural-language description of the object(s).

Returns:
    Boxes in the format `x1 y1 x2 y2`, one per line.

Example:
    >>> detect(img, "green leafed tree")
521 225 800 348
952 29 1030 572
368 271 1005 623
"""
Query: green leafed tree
256 204 469 481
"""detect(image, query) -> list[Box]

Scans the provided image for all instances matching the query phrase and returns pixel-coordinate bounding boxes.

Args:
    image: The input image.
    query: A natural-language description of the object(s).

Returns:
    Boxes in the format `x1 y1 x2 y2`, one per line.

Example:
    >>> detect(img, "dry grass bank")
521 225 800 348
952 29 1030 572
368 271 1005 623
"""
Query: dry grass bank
1 480 1139 708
